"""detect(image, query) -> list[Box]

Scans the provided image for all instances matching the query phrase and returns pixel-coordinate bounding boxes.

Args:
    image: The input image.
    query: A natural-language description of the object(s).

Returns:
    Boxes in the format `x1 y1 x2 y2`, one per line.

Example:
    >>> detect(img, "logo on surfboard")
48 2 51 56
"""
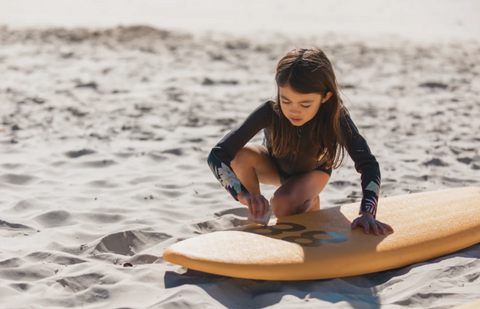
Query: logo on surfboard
243 223 347 247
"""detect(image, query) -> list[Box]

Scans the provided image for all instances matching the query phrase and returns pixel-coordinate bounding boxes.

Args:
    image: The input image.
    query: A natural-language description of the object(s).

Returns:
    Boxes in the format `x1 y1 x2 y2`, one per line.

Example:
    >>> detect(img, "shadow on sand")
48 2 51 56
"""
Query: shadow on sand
164 242 480 308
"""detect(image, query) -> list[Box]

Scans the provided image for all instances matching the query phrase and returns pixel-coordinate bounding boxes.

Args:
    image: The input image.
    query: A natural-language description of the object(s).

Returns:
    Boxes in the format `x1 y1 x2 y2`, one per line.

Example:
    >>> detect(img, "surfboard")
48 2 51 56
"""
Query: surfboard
163 187 480 280
452 300 480 309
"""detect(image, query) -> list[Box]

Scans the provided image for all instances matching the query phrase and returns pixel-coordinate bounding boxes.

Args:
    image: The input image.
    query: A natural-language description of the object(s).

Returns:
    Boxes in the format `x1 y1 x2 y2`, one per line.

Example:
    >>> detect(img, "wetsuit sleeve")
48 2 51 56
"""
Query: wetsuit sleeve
341 112 381 218
207 101 272 201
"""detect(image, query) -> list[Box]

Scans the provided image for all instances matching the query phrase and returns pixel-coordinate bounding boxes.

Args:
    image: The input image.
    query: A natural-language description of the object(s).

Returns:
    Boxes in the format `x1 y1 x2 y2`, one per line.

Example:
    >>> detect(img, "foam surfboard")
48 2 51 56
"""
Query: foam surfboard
163 187 480 280
452 300 480 309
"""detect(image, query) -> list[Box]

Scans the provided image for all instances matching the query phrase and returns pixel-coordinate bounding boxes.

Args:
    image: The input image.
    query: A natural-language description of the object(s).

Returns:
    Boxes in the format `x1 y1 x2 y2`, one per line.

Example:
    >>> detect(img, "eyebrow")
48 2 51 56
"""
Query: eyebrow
280 95 314 104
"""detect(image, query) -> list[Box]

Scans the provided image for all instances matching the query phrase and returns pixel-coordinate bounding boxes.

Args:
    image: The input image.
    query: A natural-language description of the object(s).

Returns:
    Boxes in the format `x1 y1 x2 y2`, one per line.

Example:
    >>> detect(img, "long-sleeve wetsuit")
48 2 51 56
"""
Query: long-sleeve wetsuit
207 100 381 218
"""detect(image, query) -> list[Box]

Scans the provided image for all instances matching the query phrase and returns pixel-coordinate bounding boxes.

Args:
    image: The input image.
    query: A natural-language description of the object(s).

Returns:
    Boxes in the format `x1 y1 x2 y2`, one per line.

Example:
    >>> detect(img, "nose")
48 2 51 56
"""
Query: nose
290 105 301 115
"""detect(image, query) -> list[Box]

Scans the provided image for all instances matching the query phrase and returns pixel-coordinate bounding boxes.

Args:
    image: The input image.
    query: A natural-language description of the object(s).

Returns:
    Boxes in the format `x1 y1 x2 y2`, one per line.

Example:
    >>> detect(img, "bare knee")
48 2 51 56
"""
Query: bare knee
271 193 320 217
270 193 295 218
231 145 259 171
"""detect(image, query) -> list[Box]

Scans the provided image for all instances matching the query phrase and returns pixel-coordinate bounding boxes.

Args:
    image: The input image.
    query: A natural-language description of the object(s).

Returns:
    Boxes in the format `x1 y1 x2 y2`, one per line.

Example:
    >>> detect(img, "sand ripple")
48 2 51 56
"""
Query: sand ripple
0 25 479 308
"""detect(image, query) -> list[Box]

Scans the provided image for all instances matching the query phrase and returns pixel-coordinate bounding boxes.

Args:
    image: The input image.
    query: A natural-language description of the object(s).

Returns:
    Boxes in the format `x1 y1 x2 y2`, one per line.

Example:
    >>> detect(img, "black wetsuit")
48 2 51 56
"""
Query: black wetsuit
207 100 381 217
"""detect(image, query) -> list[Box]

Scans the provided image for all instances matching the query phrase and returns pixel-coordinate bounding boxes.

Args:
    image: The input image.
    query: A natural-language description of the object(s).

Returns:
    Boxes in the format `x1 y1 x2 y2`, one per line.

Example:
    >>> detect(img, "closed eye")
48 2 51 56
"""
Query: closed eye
282 100 310 108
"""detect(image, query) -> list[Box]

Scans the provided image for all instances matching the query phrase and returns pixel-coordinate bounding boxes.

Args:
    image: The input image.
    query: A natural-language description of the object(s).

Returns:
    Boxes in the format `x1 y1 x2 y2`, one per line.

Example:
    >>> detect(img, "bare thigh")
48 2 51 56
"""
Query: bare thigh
271 170 330 217
230 144 282 193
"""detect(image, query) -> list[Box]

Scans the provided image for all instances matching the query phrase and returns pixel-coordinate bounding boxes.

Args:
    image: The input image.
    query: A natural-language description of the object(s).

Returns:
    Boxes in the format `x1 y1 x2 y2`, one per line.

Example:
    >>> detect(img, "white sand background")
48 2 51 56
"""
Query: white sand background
1 1 480 308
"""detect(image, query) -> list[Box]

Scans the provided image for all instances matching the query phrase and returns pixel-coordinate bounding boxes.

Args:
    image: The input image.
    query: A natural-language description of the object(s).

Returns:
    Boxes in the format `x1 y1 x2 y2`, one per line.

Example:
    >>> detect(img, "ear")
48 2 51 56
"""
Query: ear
321 92 333 104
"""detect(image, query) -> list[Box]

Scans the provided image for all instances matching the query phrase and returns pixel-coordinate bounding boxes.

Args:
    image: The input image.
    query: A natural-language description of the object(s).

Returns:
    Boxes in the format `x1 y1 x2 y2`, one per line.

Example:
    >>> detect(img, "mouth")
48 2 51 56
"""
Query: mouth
290 117 302 123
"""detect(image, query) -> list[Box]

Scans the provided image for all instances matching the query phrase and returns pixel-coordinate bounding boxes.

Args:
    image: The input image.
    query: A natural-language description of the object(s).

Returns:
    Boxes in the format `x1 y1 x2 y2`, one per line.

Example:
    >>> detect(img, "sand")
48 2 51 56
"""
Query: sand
0 24 479 308
2 0 480 43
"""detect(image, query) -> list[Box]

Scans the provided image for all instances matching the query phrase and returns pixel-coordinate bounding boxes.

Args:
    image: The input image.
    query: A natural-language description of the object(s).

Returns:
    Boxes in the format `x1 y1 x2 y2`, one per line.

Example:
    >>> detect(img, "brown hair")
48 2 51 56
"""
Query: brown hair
269 47 348 169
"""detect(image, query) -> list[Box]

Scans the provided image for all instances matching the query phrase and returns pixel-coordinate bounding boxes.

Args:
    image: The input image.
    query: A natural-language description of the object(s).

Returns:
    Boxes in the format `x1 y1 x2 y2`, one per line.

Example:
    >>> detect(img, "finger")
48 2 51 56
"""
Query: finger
257 200 265 218
252 202 258 218
376 220 393 232
383 223 394 232
371 223 379 235
247 202 253 216
248 198 257 217
377 222 386 235
364 223 370 234
351 219 358 229
263 199 269 217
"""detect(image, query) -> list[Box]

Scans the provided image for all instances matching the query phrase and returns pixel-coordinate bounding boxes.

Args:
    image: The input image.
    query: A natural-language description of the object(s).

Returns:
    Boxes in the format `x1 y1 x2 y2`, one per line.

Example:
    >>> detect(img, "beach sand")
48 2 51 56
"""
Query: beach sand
0 25 479 308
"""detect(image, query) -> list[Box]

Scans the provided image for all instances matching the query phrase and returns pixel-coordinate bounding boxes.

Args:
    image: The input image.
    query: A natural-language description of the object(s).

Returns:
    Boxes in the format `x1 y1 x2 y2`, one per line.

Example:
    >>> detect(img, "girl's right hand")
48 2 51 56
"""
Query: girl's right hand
237 192 269 218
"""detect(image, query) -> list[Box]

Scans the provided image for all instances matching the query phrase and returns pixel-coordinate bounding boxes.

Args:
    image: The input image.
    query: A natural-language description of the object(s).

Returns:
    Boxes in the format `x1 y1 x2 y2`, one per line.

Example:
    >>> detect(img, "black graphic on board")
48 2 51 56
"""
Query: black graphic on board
244 223 347 247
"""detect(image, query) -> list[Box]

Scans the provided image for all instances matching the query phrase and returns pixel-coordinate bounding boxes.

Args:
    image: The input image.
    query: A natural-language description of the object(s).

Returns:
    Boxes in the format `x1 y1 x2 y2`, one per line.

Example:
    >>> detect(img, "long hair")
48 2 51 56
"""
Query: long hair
269 47 348 169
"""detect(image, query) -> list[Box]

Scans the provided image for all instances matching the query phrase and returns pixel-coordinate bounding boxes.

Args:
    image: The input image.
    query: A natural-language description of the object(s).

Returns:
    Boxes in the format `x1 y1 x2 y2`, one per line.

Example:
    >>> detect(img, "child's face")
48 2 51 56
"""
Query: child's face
279 85 328 127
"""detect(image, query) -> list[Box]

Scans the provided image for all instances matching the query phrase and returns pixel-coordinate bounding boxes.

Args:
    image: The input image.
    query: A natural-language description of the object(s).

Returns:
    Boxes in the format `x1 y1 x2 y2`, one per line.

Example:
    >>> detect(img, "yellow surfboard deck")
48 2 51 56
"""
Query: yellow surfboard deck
452 300 480 309
163 187 480 280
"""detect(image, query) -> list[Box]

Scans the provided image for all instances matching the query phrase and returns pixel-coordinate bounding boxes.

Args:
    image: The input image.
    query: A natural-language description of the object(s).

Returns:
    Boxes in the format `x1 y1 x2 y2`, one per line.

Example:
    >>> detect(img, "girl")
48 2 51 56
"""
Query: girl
207 47 393 235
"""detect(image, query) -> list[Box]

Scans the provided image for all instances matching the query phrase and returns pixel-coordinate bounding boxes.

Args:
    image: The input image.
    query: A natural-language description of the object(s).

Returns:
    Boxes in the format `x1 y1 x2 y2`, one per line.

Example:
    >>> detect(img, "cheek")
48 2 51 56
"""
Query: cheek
306 106 321 119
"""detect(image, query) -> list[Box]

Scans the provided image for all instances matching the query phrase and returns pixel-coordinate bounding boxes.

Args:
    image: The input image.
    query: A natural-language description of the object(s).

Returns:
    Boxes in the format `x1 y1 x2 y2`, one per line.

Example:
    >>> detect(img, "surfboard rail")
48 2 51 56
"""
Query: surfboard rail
163 187 480 280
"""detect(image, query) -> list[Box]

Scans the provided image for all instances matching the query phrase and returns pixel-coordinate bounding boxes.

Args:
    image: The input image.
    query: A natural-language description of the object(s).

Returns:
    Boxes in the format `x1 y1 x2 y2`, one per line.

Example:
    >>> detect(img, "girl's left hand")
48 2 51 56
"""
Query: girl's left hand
351 212 394 235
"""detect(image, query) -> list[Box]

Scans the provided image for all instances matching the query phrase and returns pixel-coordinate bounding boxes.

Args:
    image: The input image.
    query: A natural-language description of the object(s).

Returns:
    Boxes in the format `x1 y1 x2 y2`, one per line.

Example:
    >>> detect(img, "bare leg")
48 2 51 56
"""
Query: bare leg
230 144 281 194
271 171 329 218
230 144 328 218
299 195 320 214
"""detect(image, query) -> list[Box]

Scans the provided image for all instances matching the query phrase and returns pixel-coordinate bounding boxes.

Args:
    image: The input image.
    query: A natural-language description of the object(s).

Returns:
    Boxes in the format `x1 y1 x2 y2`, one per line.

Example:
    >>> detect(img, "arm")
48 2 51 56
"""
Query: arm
207 101 272 200
341 111 381 218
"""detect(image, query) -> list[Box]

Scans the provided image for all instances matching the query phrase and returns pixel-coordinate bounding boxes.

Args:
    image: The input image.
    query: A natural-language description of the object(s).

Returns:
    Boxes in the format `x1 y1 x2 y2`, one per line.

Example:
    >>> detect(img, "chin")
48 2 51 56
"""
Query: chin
289 118 305 126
